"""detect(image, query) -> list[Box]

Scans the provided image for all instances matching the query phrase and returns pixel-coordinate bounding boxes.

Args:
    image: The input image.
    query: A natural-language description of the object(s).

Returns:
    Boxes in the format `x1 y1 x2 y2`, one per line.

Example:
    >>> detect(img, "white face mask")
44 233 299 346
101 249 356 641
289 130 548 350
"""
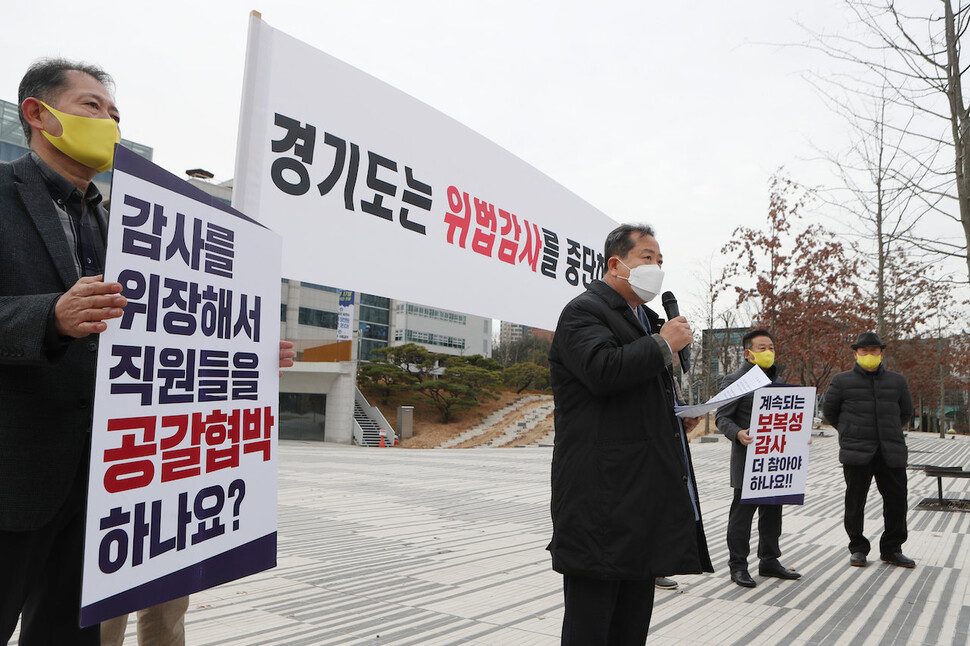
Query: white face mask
618 259 664 302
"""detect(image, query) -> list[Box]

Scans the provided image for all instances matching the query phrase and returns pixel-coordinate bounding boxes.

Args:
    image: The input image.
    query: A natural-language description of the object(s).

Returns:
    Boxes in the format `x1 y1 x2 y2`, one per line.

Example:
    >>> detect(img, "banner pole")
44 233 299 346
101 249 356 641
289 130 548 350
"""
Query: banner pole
232 10 267 214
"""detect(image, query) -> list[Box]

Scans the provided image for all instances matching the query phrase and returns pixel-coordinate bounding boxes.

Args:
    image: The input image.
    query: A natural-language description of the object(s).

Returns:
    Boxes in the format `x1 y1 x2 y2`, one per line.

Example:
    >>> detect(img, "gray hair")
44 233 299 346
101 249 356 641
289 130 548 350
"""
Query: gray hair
604 223 656 260
18 57 113 143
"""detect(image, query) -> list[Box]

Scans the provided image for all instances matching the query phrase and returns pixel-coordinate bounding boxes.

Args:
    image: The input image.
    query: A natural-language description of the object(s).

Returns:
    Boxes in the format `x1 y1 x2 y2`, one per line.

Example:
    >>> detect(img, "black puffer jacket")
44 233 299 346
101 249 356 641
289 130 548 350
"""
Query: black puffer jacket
822 363 913 468
548 280 712 580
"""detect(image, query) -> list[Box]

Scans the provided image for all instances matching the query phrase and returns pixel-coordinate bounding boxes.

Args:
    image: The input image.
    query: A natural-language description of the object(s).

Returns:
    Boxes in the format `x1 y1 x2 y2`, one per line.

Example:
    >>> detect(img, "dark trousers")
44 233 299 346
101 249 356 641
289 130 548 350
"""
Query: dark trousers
843 453 908 555
561 574 655 646
0 466 99 646
726 488 782 571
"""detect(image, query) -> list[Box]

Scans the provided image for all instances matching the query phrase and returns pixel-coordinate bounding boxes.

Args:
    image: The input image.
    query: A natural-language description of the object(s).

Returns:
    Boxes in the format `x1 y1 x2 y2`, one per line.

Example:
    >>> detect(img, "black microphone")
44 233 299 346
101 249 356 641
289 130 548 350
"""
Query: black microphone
661 291 691 372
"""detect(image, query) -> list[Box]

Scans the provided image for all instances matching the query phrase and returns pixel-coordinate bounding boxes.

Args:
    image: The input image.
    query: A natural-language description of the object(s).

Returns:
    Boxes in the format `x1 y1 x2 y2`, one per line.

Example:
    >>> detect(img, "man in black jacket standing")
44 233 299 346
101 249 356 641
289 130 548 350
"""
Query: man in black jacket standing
822 332 915 569
548 224 712 645
716 329 801 588
1 58 298 645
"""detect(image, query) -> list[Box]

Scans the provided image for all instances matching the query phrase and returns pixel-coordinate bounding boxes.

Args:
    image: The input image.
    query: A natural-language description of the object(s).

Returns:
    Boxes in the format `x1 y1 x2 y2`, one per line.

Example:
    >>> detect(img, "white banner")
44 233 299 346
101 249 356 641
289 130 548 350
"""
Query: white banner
81 146 282 626
740 386 815 505
233 14 618 332
337 289 355 342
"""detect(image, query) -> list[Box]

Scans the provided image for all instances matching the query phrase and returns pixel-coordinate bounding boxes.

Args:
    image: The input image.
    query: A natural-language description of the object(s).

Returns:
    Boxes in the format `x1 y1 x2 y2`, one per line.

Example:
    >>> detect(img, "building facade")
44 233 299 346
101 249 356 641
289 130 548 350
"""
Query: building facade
701 327 748 378
392 303 492 357
498 321 531 347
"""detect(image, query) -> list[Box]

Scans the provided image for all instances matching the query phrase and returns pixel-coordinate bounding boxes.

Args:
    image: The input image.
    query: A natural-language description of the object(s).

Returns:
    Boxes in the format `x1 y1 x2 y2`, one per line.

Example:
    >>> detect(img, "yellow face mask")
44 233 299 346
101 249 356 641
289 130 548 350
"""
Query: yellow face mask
747 349 775 369
856 354 882 371
39 100 120 173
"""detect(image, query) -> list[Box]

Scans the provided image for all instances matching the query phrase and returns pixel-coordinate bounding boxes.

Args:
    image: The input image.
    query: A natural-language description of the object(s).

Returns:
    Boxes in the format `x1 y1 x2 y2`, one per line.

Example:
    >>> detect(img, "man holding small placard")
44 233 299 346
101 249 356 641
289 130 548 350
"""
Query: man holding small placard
717 330 802 588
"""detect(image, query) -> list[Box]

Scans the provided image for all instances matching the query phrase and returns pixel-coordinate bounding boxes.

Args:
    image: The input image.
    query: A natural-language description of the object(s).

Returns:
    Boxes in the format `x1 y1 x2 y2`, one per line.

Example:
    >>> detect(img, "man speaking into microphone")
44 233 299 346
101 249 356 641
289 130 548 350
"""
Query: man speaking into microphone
548 223 712 645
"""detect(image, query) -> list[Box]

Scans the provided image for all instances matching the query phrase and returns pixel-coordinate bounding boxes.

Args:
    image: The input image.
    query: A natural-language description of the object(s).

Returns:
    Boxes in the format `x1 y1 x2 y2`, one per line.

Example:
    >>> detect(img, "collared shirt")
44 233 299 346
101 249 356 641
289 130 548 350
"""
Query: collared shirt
632 303 700 520
30 152 106 277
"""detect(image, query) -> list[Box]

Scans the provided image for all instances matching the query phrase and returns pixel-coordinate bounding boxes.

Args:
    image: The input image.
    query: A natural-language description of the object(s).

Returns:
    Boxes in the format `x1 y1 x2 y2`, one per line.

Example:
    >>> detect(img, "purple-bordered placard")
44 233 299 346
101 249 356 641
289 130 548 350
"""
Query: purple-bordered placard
81 533 276 626
112 145 262 227
80 146 281 627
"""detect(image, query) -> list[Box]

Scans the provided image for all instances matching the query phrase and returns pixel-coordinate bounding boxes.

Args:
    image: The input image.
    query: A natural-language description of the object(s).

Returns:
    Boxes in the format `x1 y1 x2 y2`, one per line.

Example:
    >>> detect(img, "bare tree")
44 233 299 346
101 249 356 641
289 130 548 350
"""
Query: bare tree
690 256 744 401
805 0 970 285
808 82 946 338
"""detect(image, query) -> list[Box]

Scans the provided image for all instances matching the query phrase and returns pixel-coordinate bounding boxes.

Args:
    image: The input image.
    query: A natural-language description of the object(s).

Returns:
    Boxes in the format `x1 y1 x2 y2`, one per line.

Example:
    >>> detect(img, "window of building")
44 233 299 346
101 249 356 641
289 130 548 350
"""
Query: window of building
360 294 390 308
298 307 338 329
403 304 466 325
395 329 466 350
359 305 389 325
359 339 388 361
300 281 338 293
359 322 388 341
0 101 27 147
279 393 326 441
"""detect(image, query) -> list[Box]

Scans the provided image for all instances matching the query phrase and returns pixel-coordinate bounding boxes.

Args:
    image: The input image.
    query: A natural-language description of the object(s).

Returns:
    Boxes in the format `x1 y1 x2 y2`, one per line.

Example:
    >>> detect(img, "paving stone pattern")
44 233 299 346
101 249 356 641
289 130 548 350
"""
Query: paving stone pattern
17 433 970 645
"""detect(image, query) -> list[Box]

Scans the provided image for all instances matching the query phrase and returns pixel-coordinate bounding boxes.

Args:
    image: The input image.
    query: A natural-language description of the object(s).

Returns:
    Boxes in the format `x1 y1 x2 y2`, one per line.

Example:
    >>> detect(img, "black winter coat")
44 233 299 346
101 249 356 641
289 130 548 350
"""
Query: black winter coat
715 362 778 489
547 280 712 580
822 364 913 468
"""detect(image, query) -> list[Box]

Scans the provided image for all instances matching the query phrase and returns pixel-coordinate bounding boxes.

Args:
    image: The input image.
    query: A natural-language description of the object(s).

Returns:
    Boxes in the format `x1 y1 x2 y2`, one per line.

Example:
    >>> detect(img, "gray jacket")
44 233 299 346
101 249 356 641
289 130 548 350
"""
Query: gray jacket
0 154 107 531
716 362 779 489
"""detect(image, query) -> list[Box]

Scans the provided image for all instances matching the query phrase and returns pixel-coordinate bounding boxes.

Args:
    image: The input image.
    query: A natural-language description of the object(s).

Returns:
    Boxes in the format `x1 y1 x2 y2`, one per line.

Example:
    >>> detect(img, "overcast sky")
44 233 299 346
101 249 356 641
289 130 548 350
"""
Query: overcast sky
9 0 953 324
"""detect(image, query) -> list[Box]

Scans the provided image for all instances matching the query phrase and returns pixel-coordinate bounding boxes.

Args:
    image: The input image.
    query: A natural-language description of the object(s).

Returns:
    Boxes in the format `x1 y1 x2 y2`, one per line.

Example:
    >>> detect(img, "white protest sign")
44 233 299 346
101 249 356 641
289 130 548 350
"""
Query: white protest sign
233 14 619 331
81 146 282 626
740 386 816 505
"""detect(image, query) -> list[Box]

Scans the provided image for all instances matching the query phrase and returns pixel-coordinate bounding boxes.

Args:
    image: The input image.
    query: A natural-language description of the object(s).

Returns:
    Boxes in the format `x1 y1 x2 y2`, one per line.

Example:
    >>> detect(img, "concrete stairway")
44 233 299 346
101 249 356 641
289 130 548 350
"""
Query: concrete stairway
488 400 555 447
438 395 555 448
354 401 385 446
437 395 544 448
531 427 556 447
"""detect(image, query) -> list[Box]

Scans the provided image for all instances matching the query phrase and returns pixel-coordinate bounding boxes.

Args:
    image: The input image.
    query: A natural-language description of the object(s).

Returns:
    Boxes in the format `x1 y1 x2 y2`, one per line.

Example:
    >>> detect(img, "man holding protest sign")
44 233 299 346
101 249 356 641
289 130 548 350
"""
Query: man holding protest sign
716 330 801 588
0 57 128 645
1 58 296 645
822 332 915 569
548 224 711 645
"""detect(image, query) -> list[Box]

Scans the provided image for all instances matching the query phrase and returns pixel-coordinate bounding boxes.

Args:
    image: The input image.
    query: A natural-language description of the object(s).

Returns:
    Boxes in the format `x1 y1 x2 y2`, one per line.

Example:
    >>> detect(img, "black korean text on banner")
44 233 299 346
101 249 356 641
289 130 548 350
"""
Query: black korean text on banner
234 14 619 331
81 145 282 627
263 112 607 309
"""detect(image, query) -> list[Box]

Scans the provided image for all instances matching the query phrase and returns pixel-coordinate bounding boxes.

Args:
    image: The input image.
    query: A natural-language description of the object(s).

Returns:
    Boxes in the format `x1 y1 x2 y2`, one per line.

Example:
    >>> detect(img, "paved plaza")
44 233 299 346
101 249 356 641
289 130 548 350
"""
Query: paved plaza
185 431 970 645
12 432 970 645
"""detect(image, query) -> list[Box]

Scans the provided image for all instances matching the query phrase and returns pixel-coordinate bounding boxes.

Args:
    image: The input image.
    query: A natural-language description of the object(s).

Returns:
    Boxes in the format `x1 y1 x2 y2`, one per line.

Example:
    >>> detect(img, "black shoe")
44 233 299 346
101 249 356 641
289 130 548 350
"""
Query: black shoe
654 577 678 590
880 552 916 568
730 569 756 588
759 560 801 580
850 552 867 567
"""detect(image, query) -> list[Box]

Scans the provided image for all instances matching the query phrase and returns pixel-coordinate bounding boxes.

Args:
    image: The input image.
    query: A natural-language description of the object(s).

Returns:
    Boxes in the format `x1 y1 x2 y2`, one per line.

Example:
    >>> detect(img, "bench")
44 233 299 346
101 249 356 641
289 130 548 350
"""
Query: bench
924 466 970 503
